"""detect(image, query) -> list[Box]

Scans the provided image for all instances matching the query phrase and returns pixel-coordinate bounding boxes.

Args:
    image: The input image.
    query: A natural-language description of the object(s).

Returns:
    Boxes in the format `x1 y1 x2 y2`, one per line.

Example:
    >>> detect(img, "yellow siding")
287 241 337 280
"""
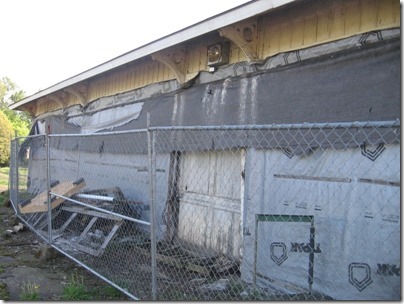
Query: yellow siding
197 47 205 73
228 36 249 63
65 94 77 108
229 43 240 63
33 0 400 117
279 22 292 51
329 5 346 39
303 15 318 45
256 0 399 61
187 46 198 75
291 18 305 49
345 1 362 34
377 0 393 26
361 0 378 30
393 0 400 23
315 11 328 42
265 23 281 56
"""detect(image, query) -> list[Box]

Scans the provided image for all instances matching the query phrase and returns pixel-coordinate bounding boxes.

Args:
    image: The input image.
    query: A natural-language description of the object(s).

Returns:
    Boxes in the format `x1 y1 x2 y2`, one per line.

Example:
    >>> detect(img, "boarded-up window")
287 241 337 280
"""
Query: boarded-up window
177 149 243 257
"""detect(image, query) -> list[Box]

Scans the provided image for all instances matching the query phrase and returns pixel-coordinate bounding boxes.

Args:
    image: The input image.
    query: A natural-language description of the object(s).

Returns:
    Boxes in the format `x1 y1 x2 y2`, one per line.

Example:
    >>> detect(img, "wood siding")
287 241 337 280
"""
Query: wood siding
33 0 400 117
178 150 243 258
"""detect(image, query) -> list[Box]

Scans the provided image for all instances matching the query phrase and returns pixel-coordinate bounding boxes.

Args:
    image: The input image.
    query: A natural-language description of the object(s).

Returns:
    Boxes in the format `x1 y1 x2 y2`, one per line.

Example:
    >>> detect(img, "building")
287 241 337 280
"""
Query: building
10 0 400 300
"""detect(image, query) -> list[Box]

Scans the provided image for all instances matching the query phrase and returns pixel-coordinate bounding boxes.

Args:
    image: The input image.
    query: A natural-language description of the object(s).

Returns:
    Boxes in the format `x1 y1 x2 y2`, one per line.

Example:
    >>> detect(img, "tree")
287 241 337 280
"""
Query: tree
0 77 31 137
0 110 13 166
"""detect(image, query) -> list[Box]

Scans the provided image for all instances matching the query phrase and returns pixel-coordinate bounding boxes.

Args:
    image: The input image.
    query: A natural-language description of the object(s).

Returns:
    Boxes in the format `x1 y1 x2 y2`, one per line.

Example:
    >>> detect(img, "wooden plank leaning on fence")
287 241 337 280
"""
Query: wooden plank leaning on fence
19 178 86 214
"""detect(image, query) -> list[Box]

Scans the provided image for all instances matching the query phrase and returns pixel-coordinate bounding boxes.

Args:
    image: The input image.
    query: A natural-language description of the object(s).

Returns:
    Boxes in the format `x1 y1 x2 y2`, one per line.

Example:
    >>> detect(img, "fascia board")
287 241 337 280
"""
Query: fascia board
10 0 296 110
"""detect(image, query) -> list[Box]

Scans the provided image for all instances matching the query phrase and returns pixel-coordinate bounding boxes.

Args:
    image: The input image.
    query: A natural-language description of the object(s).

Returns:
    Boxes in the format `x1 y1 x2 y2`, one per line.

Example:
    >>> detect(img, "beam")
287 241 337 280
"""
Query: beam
152 47 187 84
218 18 261 62
64 83 88 107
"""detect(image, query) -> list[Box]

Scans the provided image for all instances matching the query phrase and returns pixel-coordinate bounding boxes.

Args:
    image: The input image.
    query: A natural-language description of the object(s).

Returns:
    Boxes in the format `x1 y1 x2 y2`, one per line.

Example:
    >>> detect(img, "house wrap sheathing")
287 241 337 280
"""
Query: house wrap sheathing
10 0 400 300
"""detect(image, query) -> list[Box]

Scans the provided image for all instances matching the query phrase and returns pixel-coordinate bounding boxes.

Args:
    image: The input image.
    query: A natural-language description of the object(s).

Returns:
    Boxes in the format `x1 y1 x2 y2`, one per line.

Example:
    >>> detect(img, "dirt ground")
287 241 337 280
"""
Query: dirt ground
0 201 129 301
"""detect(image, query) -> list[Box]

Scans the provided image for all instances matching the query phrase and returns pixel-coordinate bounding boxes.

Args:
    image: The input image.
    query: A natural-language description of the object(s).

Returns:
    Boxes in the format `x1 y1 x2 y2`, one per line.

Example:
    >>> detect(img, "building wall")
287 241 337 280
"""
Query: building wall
260 0 400 58
241 143 400 300
32 0 400 117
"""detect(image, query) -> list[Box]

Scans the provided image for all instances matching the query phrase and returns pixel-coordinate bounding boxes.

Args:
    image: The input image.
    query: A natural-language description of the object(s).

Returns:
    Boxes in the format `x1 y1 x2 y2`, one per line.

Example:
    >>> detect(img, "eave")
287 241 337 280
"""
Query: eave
9 0 296 111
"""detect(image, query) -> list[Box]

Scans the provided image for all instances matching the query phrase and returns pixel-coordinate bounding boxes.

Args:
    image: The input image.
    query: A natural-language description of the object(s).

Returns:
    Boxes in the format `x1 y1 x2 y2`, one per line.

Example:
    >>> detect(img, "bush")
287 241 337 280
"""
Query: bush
0 111 12 166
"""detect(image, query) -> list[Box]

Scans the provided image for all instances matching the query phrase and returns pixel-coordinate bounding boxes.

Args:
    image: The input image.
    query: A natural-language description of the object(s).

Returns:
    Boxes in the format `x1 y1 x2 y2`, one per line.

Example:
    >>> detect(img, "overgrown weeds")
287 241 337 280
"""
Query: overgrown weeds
0 282 10 301
62 273 93 300
19 281 41 301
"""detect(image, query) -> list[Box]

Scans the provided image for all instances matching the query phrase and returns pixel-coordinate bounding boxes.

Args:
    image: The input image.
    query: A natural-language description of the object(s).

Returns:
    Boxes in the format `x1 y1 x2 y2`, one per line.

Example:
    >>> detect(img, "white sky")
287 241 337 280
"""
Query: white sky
0 0 250 97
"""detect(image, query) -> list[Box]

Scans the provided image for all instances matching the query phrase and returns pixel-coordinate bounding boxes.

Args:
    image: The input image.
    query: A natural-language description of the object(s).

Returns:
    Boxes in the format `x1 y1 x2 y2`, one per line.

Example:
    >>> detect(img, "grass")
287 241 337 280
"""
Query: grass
0 166 28 188
61 273 128 301
19 281 41 301
87 284 127 300
0 282 10 301
0 167 9 189
62 273 93 301
0 166 30 205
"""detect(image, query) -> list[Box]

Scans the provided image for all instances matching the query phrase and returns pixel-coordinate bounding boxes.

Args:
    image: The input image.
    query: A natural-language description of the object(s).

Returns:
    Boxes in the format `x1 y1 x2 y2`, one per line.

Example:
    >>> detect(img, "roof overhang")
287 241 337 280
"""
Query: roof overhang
10 0 296 111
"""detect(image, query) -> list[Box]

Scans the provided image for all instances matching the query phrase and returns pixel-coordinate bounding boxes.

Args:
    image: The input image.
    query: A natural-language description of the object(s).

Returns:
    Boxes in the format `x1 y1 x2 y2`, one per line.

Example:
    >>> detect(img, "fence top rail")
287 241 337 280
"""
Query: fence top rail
149 120 400 132
17 120 400 140
13 134 45 141
48 128 148 138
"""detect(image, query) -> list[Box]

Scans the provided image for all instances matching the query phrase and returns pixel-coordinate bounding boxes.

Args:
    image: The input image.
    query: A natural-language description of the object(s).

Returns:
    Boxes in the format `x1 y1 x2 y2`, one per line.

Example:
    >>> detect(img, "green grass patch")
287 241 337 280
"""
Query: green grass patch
0 167 9 187
0 282 10 301
19 281 41 301
62 273 93 301
91 285 126 300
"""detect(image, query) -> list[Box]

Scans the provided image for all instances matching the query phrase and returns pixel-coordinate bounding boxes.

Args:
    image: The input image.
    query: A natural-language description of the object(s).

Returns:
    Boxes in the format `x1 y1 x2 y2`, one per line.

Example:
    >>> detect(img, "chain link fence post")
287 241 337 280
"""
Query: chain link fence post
8 139 19 215
14 137 19 214
147 113 158 300
46 131 52 244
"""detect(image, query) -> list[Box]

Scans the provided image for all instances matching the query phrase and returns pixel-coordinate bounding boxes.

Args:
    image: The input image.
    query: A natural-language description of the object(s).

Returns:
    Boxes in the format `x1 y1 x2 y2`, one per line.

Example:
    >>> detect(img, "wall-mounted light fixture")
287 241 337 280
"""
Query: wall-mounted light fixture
207 42 230 67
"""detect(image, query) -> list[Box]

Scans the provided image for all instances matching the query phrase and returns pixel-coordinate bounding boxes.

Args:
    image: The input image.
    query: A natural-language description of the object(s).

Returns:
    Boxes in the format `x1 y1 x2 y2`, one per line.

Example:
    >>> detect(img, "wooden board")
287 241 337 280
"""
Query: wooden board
61 205 123 256
70 221 122 257
19 180 86 214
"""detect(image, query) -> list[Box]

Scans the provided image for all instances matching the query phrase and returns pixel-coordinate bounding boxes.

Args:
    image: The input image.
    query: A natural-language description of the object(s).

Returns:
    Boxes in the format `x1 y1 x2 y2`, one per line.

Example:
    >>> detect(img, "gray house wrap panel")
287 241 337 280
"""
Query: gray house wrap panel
41 38 400 154
111 39 400 130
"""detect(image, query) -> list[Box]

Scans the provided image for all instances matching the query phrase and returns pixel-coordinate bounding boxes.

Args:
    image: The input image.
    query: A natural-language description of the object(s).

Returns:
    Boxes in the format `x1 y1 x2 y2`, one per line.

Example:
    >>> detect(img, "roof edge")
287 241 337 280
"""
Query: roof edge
10 0 296 110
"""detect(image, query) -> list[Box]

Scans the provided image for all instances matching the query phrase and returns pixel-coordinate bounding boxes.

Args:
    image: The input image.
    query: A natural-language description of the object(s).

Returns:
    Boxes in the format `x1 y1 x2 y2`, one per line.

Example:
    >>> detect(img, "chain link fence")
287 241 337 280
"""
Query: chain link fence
9 120 400 300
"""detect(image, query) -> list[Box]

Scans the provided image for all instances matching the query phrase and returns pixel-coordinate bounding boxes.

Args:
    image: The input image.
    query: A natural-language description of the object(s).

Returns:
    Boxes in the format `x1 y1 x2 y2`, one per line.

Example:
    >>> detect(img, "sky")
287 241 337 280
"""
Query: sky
1 0 250 97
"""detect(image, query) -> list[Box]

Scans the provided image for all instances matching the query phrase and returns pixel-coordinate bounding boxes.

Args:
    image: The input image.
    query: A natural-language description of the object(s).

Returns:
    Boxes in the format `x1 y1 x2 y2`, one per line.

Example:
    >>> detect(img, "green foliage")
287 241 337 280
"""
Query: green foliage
0 165 9 205
5 109 30 137
0 282 10 301
19 281 41 301
0 77 24 106
62 273 93 301
0 111 13 166
0 77 31 138
0 77 30 166
102 285 124 299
